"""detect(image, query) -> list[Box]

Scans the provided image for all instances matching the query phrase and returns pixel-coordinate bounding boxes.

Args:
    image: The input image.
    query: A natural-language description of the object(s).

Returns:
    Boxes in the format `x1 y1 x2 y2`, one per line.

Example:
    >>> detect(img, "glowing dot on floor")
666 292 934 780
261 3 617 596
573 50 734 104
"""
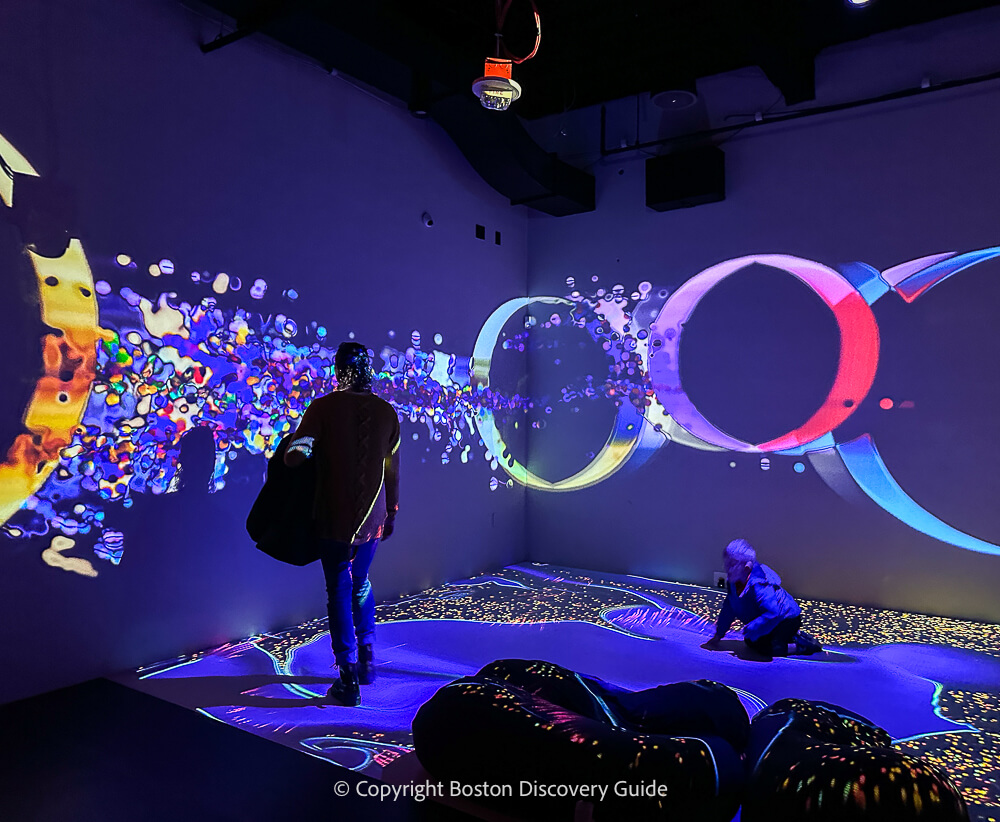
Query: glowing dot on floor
115 253 131 266
729 461 736 468
794 462 806 473
760 458 771 471
880 397 894 410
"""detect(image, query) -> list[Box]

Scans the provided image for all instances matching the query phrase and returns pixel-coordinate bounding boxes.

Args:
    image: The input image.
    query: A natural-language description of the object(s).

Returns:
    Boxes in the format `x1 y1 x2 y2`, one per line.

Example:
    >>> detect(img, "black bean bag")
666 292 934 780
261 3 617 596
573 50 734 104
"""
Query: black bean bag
742 698 969 822
412 659 746 822
477 658 751 752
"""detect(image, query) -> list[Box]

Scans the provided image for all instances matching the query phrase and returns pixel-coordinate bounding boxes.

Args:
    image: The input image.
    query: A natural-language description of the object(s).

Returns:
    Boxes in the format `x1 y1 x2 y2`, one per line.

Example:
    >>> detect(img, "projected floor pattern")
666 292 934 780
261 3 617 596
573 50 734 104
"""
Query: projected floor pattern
118 564 1000 822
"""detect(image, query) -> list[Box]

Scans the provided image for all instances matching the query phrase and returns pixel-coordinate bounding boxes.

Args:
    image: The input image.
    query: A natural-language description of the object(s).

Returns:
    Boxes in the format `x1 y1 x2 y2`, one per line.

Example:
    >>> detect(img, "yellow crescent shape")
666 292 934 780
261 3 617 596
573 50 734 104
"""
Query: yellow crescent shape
0 133 106 526
471 296 644 492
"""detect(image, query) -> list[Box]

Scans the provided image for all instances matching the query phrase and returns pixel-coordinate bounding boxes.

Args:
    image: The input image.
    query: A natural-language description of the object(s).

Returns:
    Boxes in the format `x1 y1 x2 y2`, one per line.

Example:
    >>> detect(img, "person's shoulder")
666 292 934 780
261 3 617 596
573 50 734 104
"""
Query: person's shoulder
753 563 783 586
303 391 340 412
308 389 337 404
368 393 399 417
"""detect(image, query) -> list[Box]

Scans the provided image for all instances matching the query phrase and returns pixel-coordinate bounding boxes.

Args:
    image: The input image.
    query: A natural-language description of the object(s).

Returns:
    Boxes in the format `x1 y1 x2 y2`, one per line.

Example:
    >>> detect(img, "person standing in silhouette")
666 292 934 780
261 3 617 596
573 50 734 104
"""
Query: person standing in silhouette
285 342 400 705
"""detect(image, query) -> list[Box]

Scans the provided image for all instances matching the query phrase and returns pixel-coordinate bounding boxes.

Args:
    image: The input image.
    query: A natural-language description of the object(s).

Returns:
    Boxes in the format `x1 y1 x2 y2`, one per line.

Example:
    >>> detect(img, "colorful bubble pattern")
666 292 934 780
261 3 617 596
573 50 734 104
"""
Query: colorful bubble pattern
6 247 1000 570
3 258 535 565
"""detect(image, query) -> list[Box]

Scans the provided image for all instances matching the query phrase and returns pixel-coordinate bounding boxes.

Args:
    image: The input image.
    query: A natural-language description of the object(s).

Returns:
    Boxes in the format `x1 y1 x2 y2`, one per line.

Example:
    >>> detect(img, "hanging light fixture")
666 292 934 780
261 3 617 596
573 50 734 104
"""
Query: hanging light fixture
473 56 522 111
472 1 540 112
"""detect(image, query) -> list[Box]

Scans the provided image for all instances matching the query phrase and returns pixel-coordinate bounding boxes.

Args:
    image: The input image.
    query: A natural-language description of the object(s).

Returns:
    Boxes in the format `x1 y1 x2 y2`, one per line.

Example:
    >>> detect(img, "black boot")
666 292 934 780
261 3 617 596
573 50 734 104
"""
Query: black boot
793 631 823 655
327 662 361 706
358 644 376 685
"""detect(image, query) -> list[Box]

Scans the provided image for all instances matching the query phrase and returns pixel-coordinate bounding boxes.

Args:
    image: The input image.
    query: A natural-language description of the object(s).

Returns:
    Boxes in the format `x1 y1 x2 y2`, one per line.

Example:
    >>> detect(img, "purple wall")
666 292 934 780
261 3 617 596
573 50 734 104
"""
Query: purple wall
5 0 1000 707
0 0 527 703
523 21 1000 623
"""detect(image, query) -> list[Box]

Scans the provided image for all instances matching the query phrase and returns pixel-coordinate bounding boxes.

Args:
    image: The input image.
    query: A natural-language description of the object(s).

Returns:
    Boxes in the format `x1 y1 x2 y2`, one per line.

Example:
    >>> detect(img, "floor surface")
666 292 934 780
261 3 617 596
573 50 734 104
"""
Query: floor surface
116 563 1000 822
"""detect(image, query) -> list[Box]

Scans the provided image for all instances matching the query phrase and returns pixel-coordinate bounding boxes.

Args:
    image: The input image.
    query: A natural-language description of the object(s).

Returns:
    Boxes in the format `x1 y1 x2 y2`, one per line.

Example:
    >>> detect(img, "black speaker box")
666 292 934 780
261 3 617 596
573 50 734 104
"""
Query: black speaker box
645 146 725 211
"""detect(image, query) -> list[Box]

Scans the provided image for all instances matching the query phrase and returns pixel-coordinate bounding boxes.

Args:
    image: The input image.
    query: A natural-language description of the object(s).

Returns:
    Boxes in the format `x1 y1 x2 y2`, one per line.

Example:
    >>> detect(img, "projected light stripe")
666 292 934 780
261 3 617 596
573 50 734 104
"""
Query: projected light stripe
891 680 979 744
837 435 1000 556
881 248 1000 303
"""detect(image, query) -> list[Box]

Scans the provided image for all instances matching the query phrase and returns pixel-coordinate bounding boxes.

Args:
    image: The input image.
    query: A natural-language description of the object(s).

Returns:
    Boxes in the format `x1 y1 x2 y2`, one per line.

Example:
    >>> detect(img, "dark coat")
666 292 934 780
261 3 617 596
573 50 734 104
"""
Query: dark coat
246 435 320 566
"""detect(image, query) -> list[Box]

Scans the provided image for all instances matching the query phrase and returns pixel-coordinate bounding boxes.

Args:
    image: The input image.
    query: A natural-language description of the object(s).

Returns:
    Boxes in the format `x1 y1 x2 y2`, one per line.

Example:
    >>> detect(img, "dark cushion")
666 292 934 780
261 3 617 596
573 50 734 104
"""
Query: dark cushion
742 698 968 822
245 434 319 565
476 658 751 752
413 661 745 822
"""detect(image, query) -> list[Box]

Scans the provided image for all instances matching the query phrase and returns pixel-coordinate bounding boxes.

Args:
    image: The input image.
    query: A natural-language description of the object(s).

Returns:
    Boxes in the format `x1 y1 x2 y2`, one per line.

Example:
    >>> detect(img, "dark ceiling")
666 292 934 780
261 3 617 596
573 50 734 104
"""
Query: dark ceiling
193 0 1000 214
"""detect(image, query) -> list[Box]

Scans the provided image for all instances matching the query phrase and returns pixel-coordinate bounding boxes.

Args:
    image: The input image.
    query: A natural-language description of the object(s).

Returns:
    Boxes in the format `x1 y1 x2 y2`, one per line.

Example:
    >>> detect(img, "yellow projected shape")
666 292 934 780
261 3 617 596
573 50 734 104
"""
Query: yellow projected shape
0 132 38 206
41 535 98 578
472 296 645 492
0 132 106 527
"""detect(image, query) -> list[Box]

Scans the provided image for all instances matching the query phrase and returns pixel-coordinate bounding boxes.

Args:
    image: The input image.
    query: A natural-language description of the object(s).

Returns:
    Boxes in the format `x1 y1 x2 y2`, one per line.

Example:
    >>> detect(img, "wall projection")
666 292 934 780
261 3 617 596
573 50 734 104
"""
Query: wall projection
2 130 999 578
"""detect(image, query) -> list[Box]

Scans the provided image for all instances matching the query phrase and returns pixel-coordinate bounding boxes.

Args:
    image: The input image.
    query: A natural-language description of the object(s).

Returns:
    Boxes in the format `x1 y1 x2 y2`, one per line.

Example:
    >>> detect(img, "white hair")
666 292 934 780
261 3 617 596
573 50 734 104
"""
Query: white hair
724 538 757 565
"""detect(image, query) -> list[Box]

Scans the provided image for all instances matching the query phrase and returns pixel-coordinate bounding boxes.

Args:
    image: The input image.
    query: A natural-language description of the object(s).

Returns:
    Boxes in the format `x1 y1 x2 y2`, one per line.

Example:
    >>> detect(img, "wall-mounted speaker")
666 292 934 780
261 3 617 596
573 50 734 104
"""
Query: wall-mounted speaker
645 146 725 212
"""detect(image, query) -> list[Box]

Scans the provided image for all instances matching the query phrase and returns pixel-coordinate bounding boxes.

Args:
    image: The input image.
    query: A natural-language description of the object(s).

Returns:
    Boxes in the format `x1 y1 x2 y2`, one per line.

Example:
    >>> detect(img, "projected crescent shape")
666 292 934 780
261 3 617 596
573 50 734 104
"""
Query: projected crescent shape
471 296 644 491
648 254 880 453
0 133 104 526
809 247 1000 554
880 247 1000 304
836 435 1000 556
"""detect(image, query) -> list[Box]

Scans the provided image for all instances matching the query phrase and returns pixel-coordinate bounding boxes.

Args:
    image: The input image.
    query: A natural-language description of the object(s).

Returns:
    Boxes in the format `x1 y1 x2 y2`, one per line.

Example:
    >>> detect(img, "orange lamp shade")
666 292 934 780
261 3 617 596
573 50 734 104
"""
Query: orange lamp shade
483 57 513 79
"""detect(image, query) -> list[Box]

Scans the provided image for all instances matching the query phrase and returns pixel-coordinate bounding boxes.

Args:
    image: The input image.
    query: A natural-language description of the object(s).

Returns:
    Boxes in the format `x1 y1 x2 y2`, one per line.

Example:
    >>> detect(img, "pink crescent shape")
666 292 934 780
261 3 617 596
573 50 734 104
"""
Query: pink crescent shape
648 254 880 453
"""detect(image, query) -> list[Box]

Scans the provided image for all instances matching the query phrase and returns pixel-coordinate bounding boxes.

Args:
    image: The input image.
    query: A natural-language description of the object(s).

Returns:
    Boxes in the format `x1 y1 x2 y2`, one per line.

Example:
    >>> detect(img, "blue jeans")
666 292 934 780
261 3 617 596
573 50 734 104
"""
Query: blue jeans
319 538 378 666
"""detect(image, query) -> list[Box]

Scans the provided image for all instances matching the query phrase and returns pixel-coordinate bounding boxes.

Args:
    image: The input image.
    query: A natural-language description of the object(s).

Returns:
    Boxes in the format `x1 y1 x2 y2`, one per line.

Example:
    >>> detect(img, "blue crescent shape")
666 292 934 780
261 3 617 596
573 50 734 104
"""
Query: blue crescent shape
836 435 1000 557
816 247 1000 555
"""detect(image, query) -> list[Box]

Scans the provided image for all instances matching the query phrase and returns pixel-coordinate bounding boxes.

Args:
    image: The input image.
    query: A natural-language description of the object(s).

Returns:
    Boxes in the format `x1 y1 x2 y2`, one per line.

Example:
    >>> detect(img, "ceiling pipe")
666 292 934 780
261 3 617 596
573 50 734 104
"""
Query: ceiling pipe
600 67 1000 157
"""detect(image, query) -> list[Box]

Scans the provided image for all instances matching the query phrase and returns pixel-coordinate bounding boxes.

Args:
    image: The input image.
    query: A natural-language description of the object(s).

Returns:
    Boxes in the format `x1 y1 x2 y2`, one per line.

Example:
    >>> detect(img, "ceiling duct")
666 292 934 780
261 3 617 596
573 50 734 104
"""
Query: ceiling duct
429 92 595 215
197 0 595 215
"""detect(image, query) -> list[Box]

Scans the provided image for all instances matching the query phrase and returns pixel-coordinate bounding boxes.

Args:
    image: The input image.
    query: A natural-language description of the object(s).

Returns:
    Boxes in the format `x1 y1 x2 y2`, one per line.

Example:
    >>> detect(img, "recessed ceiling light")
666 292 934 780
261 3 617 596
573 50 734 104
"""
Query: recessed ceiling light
652 90 698 111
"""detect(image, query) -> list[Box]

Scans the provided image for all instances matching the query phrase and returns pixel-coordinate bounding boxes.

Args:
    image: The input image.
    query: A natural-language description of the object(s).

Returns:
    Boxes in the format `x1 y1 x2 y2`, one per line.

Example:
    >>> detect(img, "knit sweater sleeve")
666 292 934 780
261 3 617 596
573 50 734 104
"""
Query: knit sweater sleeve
285 398 323 465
